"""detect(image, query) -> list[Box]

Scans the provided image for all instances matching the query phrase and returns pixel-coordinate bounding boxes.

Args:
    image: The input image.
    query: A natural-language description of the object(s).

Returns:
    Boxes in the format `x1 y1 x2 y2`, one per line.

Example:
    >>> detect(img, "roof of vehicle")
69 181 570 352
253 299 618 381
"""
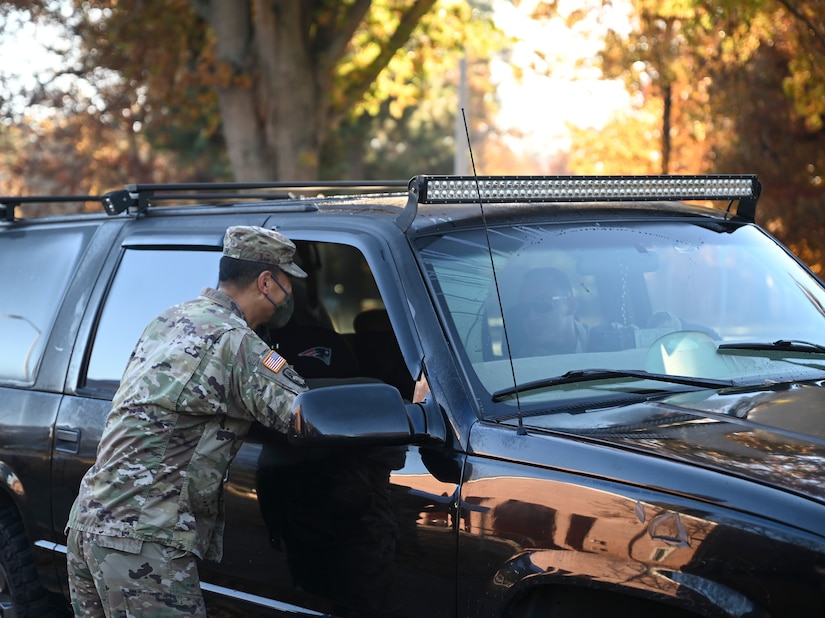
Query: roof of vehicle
0 174 762 233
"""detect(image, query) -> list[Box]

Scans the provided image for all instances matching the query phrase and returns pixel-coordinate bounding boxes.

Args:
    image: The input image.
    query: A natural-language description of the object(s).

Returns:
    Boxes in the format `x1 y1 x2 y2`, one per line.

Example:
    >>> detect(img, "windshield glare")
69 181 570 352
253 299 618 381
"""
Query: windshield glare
418 221 825 419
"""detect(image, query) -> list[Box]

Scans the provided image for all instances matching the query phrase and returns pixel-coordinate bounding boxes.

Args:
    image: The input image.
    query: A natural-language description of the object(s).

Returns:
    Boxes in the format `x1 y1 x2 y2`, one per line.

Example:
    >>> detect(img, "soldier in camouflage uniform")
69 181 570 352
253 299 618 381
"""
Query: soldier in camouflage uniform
65 226 308 617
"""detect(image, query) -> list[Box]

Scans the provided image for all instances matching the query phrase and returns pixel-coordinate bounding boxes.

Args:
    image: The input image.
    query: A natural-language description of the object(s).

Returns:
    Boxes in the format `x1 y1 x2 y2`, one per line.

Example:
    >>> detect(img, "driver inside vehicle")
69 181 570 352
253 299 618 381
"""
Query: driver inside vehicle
508 266 589 357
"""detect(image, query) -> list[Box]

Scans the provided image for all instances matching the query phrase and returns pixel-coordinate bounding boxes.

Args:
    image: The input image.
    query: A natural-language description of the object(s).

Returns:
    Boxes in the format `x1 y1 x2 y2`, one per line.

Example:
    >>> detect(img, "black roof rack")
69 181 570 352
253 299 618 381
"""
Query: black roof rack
104 180 410 215
0 195 103 222
3 176 763 225
0 180 409 221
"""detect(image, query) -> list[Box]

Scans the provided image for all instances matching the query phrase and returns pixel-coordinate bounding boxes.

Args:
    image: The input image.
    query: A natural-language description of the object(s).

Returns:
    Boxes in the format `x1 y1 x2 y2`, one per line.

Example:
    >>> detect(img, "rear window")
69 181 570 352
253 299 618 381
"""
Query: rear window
0 225 97 384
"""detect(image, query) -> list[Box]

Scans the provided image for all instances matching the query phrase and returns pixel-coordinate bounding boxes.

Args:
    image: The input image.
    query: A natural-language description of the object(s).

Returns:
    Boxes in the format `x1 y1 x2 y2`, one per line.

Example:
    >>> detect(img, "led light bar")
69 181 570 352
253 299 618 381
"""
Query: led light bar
416 175 760 205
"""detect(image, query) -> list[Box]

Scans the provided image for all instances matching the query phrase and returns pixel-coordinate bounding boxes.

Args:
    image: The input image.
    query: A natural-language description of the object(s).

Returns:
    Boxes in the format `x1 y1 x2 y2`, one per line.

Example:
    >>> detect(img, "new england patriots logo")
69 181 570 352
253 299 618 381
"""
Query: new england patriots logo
298 346 333 366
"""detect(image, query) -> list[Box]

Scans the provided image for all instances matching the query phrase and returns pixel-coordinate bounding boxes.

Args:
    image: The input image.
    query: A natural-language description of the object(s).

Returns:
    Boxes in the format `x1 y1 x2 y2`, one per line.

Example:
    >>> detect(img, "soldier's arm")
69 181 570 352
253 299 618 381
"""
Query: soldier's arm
231 333 307 431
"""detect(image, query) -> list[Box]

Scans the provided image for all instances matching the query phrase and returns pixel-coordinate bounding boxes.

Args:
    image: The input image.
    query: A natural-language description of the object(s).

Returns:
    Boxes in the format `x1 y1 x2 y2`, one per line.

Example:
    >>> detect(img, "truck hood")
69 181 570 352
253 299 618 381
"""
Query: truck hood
522 382 825 503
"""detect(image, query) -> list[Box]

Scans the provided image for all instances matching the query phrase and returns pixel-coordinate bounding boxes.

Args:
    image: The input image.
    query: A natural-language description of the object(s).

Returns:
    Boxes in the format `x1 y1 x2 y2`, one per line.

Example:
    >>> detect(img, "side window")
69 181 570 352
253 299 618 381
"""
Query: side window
266 241 415 399
85 248 221 390
314 242 384 331
0 225 96 384
84 241 414 398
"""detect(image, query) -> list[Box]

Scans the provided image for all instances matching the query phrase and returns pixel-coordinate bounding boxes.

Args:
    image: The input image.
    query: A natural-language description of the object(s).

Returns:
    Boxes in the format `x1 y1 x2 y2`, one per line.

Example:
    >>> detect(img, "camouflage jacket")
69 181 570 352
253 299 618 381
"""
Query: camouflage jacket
67 287 306 561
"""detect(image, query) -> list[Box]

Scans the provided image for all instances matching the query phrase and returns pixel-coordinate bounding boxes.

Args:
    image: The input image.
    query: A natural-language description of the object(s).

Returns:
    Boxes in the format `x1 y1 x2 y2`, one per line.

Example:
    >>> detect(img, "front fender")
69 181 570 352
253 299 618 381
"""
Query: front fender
492 548 766 617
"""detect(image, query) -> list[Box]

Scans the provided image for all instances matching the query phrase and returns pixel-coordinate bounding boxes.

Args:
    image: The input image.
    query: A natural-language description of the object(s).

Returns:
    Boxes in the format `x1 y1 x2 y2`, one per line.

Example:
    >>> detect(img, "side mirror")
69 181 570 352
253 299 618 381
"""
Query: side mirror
289 383 414 446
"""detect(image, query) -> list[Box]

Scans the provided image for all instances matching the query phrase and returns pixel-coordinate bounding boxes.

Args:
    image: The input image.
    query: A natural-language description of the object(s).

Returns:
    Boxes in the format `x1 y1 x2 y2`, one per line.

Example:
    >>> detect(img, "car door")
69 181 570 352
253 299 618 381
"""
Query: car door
50 230 230 596
215 233 460 617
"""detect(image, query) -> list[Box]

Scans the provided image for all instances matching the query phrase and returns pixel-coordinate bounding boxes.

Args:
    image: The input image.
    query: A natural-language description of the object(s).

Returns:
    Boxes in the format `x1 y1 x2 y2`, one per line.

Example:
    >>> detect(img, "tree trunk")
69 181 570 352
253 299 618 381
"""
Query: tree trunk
254 0 324 180
192 0 437 181
195 0 324 180
661 81 671 175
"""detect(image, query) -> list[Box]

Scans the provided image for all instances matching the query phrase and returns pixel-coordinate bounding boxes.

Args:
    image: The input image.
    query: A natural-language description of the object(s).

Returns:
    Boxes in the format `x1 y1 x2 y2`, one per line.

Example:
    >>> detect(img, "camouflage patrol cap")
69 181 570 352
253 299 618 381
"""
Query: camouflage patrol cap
223 225 308 278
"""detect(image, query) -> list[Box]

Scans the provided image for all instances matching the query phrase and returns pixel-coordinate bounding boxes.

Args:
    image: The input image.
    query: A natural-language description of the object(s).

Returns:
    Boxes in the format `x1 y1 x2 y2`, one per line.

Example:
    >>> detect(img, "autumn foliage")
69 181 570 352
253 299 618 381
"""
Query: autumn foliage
565 0 825 272
1 0 824 269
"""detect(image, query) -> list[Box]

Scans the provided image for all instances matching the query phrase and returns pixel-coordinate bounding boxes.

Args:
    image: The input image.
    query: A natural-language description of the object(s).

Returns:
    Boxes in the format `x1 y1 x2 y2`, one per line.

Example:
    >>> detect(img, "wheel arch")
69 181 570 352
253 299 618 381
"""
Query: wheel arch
498 570 767 618
0 459 30 518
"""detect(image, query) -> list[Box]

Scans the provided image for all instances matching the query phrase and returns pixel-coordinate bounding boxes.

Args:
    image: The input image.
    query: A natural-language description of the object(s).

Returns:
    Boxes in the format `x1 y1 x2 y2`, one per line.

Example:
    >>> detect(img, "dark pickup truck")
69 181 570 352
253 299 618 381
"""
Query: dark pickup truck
2 175 825 617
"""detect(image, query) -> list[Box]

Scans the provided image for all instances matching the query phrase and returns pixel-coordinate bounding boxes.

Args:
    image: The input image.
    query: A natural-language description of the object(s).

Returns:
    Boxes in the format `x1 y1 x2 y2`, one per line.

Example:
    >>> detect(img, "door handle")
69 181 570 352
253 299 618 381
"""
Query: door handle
55 428 80 454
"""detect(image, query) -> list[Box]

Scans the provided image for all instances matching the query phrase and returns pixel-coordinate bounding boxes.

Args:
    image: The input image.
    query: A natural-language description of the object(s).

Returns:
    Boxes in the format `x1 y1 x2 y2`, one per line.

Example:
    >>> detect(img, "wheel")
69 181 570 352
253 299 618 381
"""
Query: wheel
0 503 56 618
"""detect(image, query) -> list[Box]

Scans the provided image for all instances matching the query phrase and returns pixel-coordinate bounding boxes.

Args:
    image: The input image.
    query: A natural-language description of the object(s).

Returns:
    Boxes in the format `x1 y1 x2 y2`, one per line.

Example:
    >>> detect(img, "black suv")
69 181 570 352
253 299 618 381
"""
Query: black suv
2 175 825 617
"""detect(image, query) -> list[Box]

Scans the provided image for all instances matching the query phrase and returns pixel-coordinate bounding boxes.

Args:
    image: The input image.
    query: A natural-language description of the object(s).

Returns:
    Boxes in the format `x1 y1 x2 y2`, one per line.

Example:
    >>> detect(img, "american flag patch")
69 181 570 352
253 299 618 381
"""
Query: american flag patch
262 350 287 374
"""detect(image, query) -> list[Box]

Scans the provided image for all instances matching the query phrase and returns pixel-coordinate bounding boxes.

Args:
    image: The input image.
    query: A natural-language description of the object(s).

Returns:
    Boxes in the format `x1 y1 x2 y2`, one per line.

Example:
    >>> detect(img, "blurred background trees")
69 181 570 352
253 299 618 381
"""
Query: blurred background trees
0 0 823 271
562 0 825 270
0 0 505 191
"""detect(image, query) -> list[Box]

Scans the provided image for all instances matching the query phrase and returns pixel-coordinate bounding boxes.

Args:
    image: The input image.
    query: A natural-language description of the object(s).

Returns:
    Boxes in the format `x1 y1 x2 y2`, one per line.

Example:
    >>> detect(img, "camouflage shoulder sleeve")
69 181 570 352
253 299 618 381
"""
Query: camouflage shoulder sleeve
230 332 307 431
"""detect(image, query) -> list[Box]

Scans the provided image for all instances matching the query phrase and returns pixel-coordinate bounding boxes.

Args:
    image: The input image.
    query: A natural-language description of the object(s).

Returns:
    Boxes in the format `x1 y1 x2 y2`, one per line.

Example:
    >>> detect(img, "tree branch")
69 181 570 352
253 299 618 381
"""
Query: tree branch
334 0 438 117
316 0 372 65
189 0 211 22
773 0 825 51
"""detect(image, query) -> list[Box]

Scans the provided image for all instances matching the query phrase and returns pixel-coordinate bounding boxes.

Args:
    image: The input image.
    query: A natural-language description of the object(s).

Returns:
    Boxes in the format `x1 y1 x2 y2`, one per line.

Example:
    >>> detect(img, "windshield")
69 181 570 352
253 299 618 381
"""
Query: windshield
417 220 825 421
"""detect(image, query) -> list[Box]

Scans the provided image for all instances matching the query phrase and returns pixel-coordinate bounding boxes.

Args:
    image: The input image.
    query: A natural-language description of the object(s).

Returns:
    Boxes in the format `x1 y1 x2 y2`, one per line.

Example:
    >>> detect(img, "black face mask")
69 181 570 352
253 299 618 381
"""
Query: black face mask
264 292 294 330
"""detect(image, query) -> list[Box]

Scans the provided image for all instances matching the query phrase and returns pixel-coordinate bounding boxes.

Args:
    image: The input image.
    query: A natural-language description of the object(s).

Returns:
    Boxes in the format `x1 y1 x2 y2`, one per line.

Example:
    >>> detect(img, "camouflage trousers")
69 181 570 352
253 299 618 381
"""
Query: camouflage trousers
66 528 206 617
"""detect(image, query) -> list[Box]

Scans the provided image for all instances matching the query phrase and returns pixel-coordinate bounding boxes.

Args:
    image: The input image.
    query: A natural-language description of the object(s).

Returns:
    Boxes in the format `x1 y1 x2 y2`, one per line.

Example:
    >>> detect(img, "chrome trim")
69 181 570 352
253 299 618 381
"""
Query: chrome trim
36 540 329 616
199 582 328 616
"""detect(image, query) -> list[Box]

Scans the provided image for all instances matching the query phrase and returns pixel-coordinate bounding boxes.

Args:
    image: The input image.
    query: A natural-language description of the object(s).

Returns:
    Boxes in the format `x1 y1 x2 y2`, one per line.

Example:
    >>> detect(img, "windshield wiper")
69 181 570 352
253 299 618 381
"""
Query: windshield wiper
492 368 734 402
719 339 825 354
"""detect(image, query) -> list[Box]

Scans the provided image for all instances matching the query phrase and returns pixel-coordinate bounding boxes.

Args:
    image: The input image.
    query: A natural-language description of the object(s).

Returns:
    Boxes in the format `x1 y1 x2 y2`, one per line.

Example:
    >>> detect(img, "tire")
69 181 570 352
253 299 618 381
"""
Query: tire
0 503 57 618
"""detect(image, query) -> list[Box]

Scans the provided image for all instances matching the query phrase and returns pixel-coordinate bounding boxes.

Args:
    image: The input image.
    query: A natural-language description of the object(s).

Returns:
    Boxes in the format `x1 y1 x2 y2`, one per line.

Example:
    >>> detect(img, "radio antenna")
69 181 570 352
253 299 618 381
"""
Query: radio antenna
461 109 526 435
